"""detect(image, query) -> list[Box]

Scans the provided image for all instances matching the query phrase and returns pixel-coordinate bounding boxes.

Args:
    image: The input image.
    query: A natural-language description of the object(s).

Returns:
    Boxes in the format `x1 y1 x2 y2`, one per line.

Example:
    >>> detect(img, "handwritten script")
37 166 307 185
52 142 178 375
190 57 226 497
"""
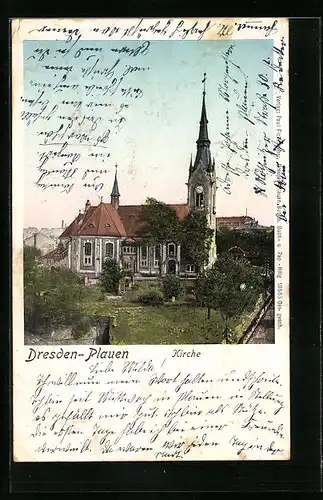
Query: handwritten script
21 347 288 461
22 38 154 194
216 39 287 208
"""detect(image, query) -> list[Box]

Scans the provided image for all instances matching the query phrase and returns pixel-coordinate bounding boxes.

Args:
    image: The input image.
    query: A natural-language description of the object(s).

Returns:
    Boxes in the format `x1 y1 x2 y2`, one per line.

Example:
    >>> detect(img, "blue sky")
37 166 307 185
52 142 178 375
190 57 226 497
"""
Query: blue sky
23 38 275 228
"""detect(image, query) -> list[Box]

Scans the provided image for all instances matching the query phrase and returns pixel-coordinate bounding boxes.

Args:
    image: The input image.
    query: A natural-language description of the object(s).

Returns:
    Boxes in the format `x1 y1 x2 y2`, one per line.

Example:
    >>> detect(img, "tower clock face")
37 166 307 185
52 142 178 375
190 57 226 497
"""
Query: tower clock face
196 185 203 193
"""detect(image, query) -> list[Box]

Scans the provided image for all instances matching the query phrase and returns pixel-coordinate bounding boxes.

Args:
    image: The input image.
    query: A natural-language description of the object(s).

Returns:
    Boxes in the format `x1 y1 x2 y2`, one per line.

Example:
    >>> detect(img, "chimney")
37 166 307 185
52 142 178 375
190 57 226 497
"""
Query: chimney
33 233 37 248
61 220 64 228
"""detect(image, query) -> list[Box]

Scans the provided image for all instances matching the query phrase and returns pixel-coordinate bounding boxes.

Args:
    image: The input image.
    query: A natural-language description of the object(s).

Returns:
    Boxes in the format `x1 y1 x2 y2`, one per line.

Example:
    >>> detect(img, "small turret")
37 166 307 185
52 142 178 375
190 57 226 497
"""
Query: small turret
84 200 91 213
110 164 120 209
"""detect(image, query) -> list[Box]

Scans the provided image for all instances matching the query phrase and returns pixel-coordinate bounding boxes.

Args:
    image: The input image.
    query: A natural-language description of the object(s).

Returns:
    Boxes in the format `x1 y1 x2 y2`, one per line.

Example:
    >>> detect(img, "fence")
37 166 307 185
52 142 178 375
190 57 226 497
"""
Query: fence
238 293 273 344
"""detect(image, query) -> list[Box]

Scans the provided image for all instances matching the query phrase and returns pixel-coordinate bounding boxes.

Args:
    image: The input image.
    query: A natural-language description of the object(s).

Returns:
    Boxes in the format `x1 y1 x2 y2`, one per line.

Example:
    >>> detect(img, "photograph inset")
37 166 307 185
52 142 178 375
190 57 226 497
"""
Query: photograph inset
23 39 275 346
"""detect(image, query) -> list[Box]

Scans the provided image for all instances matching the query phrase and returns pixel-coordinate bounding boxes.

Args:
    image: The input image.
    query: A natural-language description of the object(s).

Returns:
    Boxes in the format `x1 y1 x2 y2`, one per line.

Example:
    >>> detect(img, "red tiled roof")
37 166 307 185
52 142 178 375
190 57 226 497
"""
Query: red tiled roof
117 205 145 237
118 204 189 237
77 203 127 237
168 204 190 220
60 207 96 238
62 204 257 239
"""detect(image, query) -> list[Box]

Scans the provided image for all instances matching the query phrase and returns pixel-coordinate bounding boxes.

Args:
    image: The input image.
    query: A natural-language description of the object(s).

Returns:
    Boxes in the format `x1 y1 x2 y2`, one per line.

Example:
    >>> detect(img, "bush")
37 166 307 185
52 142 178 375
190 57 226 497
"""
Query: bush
162 274 183 300
100 259 123 294
138 290 164 306
23 255 93 337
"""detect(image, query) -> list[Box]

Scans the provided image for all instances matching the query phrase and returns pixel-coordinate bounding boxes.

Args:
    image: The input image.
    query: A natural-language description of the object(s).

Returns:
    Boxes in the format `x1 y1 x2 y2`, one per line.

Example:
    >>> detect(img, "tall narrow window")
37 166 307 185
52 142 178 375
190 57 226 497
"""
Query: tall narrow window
195 185 204 208
84 242 92 265
168 243 175 257
140 245 148 267
106 242 113 258
154 244 161 267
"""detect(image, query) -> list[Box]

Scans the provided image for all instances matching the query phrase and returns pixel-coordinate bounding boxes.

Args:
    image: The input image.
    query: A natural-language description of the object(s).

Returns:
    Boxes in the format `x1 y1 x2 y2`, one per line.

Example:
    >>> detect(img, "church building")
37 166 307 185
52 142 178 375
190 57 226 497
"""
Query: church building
56 81 217 282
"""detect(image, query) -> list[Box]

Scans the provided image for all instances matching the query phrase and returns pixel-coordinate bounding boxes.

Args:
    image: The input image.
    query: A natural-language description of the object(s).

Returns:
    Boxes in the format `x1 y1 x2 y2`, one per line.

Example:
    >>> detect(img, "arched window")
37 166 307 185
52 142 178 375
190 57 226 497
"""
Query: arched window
106 242 113 258
140 245 148 267
168 243 175 257
195 185 204 208
84 242 92 265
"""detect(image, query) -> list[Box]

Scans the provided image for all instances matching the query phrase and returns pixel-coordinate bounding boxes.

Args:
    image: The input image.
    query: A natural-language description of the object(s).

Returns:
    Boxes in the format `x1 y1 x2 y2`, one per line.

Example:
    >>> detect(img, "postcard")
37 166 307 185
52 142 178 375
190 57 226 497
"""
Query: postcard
12 17 290 461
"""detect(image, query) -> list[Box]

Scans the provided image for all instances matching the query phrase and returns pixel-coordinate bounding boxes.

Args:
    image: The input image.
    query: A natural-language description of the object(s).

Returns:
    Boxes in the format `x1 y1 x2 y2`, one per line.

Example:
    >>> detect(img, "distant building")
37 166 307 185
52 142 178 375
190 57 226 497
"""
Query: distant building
217 216 257 230
42 243 69 269
217 216 272 231
24 222 67 255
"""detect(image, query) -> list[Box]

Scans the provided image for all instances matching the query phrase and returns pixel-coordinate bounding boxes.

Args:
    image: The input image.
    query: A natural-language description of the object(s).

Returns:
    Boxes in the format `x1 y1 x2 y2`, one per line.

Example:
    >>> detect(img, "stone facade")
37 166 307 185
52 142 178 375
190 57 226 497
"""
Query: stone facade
63 237 196 280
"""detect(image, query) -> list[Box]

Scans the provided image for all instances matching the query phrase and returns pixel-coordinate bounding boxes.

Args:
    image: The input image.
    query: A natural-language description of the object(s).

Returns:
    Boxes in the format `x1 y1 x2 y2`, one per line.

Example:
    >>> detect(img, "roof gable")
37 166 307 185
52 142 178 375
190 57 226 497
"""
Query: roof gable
76 203 127 237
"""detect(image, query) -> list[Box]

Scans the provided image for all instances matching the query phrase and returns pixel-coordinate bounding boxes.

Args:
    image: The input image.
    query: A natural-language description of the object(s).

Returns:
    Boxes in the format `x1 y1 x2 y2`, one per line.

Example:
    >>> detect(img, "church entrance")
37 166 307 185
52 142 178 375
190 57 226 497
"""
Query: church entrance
167 259 176 274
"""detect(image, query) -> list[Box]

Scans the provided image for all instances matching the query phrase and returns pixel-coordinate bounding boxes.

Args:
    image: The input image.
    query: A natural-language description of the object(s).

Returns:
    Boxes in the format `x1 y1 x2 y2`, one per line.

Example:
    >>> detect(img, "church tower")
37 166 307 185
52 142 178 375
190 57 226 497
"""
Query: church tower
187 74 217 267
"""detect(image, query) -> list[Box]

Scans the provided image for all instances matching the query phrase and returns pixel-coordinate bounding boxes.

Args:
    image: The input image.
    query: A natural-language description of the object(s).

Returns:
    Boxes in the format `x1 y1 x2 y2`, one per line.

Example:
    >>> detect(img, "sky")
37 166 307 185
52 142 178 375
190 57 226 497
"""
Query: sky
22 38 275 228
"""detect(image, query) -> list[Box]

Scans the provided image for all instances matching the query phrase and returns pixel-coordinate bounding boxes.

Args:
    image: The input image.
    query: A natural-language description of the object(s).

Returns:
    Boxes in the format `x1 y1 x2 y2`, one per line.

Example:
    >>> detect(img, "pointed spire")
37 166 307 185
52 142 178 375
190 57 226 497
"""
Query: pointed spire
198 73 209 143
110 164 120 197
190 73 212 174
110 164 120 209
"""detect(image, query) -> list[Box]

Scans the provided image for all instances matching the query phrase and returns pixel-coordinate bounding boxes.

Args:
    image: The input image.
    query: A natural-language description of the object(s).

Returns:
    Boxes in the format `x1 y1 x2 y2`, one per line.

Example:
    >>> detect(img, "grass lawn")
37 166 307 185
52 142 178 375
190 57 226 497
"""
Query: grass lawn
111 305 226 345
79 281 263 345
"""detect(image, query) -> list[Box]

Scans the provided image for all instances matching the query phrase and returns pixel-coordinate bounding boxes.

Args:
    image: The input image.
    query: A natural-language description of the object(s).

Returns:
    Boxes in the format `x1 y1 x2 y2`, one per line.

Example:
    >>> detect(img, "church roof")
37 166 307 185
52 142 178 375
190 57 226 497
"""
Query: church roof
60 209 95 238
60 203 189 239
117 205 145 237
76 202 127 237
118 204 189 237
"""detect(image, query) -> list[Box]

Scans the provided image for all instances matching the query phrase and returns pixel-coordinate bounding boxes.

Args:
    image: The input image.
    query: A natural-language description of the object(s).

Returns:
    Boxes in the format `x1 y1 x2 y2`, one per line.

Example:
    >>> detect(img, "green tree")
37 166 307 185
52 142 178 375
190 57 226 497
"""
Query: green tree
23 246 43 327
23 246 42 279
195 255 262 322
37 268 92 337
162 274 183 300
100 258 123 294
137 198 182 245
137 198 181 274
217 227 274 270
23 246 93 339
180 210 214 272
